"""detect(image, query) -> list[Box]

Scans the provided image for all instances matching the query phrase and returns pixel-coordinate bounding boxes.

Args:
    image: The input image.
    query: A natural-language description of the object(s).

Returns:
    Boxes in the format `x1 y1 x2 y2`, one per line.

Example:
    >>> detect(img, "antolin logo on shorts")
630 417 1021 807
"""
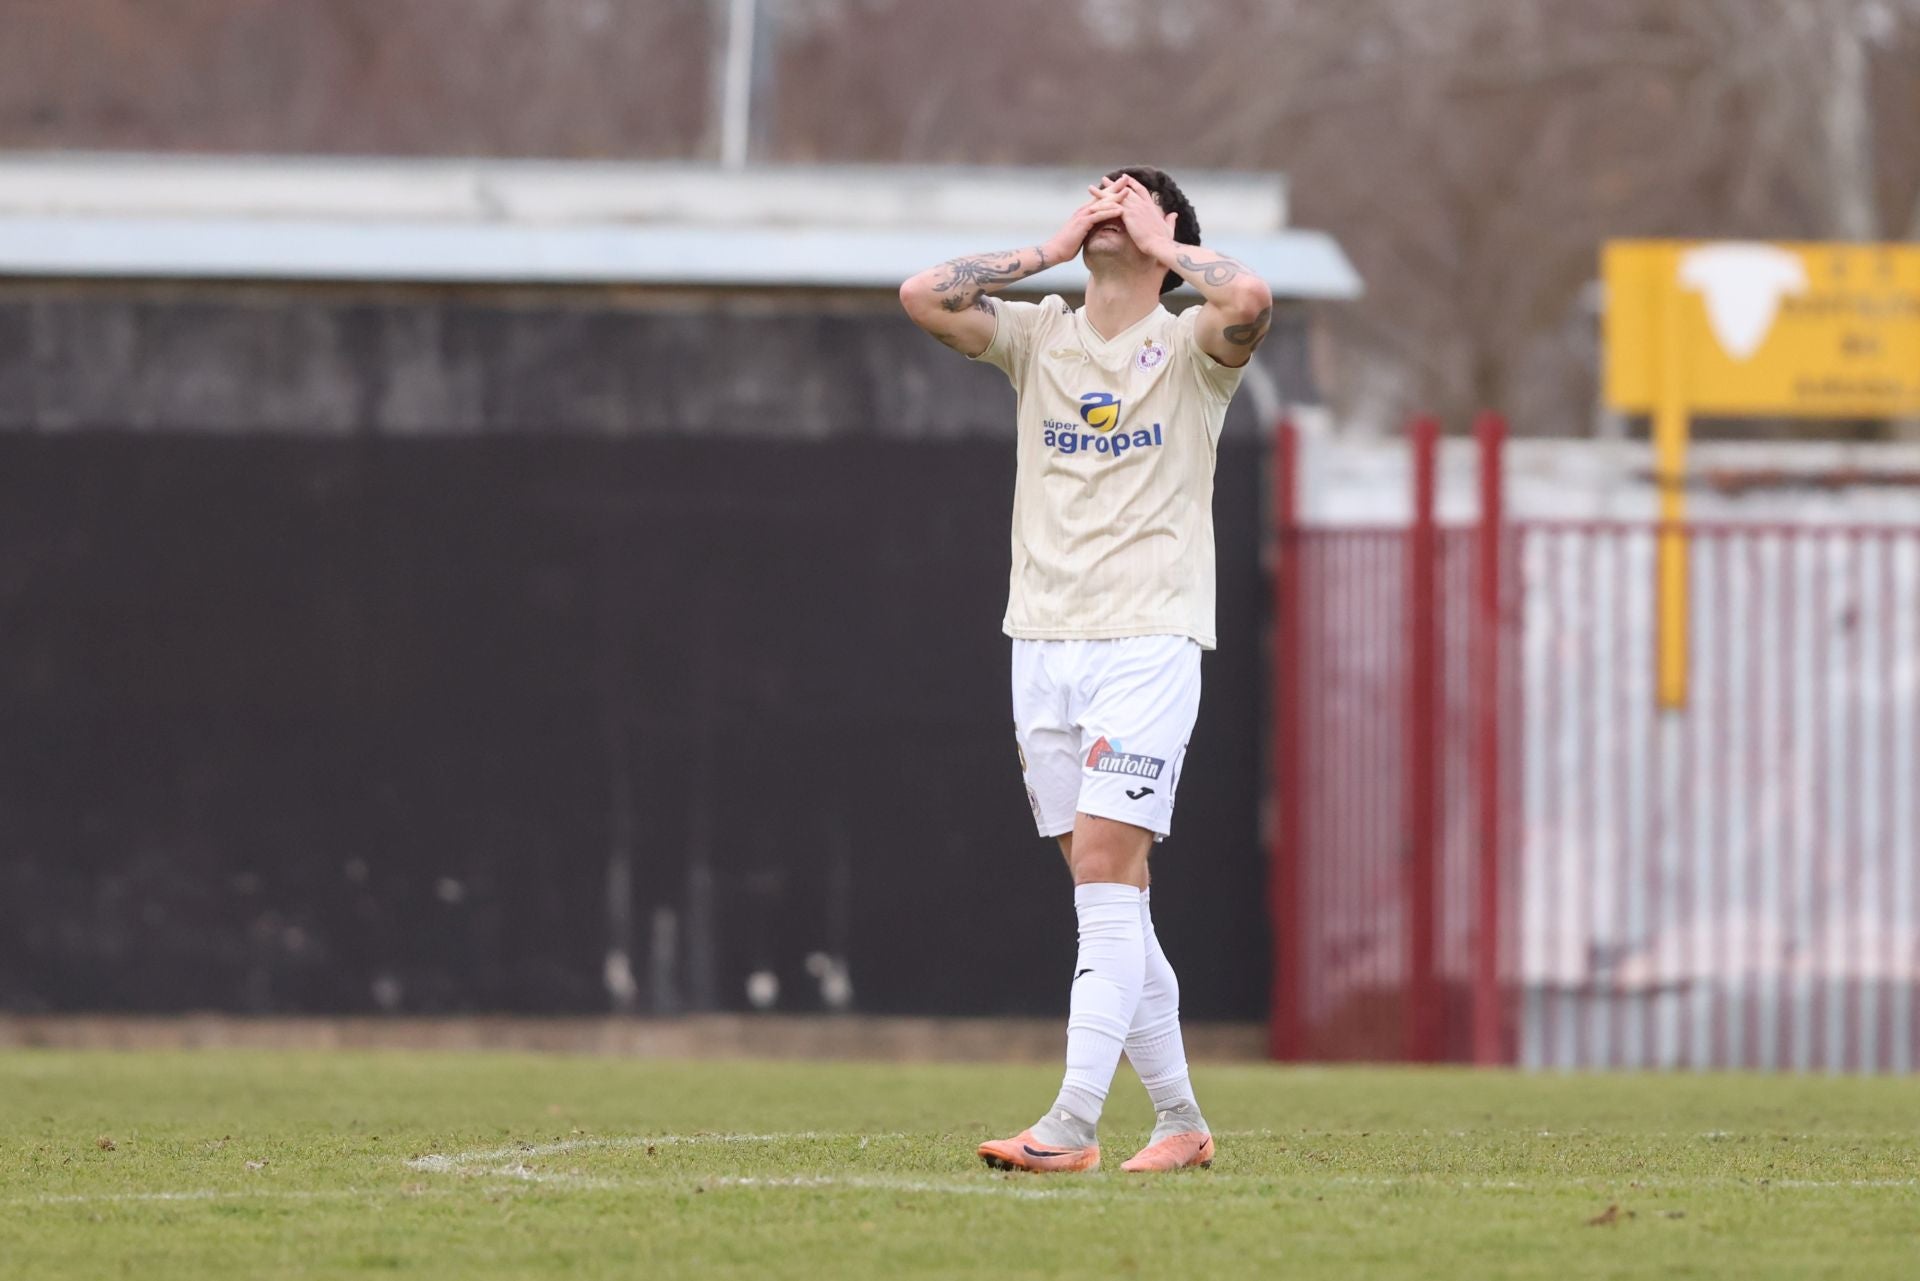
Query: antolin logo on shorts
1084 736 1166 780
1043 392 1165 459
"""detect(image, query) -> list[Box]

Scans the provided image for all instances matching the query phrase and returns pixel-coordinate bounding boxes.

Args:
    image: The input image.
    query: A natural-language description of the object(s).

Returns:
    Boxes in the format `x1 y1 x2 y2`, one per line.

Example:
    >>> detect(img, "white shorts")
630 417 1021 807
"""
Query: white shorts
1011 634 1202 840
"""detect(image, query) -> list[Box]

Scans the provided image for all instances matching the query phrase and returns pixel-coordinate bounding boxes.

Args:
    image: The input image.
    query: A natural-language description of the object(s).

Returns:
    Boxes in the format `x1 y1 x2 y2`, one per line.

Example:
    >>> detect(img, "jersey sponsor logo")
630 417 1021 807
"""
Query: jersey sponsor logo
1078 391 1123 433
1041 418 1164 458
1084 736 1166 780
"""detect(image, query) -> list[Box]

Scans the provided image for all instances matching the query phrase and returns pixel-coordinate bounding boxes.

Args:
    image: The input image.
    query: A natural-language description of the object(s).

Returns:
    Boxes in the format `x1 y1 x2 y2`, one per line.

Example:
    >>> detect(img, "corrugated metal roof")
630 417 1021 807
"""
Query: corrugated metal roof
0 153 1362 299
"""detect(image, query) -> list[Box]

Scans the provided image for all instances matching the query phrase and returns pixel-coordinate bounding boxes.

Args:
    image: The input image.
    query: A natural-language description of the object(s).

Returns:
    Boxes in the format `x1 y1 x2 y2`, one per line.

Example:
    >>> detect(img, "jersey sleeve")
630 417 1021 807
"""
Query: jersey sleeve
970 296 1063 390
1175 305 1248 406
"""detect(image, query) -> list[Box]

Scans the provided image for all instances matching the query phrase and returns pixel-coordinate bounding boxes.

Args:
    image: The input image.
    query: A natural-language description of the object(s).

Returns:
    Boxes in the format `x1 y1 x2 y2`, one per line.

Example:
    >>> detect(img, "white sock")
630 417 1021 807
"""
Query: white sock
1126 888 1203 1125
1038 882 1145 1141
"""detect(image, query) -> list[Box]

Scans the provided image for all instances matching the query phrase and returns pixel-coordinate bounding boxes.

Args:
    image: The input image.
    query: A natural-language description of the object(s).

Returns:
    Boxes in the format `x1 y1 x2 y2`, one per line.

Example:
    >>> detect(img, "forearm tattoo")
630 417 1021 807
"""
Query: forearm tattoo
1223 305 1273 348
1175 252 1251 288
933 246 1045 312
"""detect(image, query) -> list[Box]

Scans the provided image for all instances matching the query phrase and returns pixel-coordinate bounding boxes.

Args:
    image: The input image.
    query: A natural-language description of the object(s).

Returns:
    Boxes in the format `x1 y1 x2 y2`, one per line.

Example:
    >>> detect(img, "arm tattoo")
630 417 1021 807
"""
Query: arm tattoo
934 246 1044 311
1223 305 1272 348
1175 252 1251 288
929 296 998 352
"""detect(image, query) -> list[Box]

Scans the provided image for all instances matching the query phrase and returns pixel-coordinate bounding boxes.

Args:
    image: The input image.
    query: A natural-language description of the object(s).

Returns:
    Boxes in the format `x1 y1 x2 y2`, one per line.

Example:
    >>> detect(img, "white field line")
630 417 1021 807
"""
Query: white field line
401 1128 1909 1172
404 1130 1920 1197
405 1130 907 1173
21 1128 1913 1209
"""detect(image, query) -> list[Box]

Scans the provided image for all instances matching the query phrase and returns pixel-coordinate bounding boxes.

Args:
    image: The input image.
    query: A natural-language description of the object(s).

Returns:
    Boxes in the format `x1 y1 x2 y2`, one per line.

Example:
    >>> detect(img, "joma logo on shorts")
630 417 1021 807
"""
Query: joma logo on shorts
1085 736 1165 780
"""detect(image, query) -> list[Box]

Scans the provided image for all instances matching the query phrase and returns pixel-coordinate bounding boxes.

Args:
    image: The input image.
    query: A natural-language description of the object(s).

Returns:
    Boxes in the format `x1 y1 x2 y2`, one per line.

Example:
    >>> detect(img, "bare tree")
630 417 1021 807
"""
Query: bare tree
761 0 1920 430
5 0 1917 433
0 0 712 157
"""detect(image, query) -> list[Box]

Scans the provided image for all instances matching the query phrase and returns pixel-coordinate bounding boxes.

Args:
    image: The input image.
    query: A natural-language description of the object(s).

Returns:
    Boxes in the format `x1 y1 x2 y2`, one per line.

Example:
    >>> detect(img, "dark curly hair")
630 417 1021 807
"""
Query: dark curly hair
1104 165 1200 295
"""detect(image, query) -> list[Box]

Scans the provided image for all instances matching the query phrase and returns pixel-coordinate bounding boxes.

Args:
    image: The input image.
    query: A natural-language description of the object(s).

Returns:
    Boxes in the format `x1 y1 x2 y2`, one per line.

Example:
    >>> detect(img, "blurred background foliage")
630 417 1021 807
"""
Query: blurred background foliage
5 0 1918 432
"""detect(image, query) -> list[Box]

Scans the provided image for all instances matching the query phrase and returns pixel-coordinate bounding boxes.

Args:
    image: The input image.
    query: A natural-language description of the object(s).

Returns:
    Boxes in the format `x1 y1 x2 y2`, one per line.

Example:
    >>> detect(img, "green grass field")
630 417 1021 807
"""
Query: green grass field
4 1050 1917 1279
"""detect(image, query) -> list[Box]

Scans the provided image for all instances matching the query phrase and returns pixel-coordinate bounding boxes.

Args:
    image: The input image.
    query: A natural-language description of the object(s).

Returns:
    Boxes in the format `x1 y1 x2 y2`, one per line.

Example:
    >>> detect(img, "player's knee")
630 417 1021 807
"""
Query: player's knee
1068 840 1147 887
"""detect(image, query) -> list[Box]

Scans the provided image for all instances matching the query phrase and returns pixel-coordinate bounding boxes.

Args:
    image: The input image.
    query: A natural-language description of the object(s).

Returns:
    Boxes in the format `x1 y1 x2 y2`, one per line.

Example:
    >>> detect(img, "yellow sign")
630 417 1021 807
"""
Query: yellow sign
1606 241 1920 418
1604 240 1920 711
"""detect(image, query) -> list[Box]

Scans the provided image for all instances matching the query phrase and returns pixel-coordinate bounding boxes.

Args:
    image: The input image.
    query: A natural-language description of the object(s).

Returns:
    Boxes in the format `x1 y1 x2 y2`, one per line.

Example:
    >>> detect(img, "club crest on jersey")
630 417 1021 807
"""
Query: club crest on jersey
1078 391 1122 433
1136 340 1167 372
1084 735 1166 780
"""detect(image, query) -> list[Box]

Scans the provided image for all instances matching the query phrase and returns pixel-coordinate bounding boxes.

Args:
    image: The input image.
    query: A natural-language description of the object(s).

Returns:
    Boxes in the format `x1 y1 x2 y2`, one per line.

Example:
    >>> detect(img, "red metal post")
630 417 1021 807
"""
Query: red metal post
1709 532 1733 1069
1879 533 1899 1072
1406 417 1444 1062
1269 419 1306 1060
1810 532 1832 1071
1471 412 1507 1065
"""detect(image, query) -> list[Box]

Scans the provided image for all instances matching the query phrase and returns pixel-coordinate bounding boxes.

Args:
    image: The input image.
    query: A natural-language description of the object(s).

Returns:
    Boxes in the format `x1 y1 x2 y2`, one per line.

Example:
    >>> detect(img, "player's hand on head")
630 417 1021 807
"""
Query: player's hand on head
1050 191 1124 262
1114 182 1176 250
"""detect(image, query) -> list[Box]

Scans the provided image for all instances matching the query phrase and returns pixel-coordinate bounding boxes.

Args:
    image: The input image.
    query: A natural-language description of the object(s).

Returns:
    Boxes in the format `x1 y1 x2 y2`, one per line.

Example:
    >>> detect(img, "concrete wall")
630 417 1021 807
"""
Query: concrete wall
0 281 1312 439
0 281 1283 1019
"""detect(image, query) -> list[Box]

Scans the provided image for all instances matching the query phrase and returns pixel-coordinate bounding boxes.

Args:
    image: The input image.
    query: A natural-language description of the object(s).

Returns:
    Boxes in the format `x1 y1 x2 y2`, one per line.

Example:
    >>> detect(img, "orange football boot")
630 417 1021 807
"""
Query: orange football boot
977 1129 1101 1173
1121 1130 1214 1172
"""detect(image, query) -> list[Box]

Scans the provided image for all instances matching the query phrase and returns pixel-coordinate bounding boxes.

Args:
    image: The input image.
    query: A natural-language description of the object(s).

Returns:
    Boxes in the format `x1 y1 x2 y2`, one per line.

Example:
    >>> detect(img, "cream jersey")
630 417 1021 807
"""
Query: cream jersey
973 294 1246 650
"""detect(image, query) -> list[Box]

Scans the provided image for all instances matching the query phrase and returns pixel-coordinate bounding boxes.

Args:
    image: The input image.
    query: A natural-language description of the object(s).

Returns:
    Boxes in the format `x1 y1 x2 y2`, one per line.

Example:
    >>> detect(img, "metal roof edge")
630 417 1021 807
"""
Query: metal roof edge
0 217 1364 300
0 152 1293 234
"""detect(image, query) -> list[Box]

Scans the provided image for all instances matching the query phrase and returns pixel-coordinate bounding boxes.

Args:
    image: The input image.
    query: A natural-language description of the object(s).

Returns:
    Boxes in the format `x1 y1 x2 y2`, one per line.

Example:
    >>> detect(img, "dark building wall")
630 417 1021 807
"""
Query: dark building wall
0 282 1277 1019
0 282 1313 437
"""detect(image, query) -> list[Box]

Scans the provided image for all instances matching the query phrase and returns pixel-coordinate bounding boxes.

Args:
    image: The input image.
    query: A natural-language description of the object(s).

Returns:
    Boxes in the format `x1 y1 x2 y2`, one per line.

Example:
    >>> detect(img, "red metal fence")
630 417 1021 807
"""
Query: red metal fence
1269 420 1920 1071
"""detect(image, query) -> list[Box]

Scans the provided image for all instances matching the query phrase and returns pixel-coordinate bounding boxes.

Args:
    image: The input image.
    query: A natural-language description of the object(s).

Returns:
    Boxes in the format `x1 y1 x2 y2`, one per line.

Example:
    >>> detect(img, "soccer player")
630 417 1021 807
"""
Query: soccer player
898 168 1271 1172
